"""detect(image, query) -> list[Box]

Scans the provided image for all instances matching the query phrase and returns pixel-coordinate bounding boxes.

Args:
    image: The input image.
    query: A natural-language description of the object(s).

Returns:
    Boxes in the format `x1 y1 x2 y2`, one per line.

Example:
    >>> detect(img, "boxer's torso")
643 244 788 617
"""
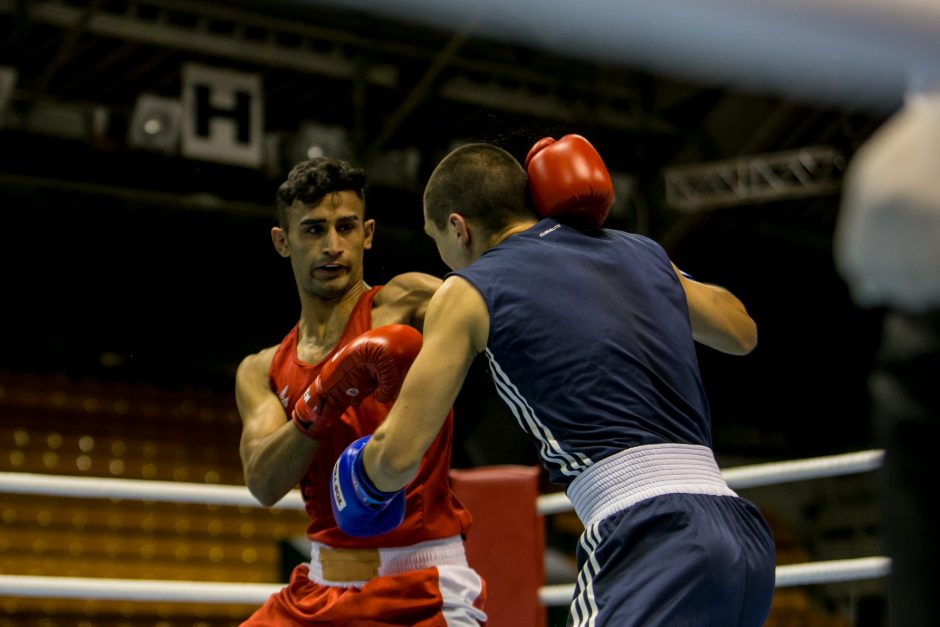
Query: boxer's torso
268 285 471 547
454 219 713 487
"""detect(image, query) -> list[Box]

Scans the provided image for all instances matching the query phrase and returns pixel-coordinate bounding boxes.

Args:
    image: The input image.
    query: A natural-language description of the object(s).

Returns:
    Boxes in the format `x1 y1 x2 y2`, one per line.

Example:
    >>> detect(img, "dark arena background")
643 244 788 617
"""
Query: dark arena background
2 1 937 625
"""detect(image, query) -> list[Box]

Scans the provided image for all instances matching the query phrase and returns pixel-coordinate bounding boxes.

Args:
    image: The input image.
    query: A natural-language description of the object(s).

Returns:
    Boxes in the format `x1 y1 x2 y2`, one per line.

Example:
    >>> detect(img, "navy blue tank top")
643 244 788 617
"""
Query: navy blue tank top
453 218 712 486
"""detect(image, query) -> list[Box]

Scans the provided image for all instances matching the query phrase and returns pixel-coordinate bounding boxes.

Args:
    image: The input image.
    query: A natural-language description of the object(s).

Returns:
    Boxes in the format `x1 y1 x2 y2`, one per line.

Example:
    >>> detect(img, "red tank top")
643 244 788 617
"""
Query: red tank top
268 286 472 547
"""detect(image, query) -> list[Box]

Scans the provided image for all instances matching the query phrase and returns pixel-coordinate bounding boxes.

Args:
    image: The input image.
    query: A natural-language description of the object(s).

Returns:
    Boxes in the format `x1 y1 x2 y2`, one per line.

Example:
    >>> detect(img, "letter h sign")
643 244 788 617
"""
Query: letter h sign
181 63 263 168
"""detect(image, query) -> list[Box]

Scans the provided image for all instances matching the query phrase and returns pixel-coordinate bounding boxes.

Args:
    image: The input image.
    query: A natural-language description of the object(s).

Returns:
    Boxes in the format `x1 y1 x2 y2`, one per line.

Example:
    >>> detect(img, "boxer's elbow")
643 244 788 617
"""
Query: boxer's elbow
707 323 757 355
250 486 282 508
693 302 758 355
245 469 287 508
367 433 422 492
730 319 758 355
243 454 294 507
243 451 274 506
741 321 758 354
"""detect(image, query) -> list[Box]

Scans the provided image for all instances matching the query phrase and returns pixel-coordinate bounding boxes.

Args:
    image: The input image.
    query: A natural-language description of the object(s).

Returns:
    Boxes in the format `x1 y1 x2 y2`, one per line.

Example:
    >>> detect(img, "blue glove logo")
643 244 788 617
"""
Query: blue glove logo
330 435 407 537
331 460 347 511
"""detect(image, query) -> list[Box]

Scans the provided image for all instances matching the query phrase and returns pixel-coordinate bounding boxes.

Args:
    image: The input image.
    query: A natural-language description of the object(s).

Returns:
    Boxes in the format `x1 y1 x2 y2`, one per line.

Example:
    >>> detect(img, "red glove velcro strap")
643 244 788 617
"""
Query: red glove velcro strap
292 381 336 440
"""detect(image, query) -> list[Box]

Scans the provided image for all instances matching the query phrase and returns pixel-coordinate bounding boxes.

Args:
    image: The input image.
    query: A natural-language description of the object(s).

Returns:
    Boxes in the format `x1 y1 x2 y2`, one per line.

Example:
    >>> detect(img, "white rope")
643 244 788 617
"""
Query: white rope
0 451 892 608
0 449 885 515
720 449 885 490
0 471 305 510
0 556 891 606
774 556 892 588
0 575 276 604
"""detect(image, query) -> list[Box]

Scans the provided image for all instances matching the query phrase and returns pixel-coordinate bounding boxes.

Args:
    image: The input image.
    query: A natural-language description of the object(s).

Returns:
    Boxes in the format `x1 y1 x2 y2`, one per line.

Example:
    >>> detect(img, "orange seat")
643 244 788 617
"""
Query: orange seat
449 465 545 627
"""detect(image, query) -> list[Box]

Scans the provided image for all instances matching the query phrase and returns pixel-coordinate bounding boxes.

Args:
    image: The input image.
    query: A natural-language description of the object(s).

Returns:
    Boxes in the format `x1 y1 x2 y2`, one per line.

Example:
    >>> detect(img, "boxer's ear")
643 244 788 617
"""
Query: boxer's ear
272 227 289 257
449 213 471 249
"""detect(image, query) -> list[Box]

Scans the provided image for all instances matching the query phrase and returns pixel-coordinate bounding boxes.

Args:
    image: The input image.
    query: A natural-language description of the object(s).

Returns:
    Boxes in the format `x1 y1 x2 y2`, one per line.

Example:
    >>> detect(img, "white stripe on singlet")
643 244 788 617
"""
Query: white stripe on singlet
485 348 592 477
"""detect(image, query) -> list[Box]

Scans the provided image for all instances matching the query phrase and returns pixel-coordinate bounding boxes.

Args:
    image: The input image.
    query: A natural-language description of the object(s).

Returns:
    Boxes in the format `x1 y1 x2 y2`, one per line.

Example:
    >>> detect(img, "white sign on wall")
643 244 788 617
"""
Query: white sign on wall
181 63 263 168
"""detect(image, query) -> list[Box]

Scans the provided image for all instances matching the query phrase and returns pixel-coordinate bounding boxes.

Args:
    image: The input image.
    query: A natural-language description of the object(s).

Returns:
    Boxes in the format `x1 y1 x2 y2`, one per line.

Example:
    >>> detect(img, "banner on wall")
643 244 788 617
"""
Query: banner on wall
181 63 263 168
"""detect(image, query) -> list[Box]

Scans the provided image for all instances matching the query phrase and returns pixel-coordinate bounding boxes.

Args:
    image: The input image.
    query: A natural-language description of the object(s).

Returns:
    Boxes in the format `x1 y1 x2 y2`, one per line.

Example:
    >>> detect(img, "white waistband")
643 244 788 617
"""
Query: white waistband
566 443 737 528
307 535 468 588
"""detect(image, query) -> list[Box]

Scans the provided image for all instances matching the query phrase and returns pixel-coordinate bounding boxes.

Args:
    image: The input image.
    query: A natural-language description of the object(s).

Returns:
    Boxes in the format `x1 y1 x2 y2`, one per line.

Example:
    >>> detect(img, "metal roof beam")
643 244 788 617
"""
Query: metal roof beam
664 146 846 211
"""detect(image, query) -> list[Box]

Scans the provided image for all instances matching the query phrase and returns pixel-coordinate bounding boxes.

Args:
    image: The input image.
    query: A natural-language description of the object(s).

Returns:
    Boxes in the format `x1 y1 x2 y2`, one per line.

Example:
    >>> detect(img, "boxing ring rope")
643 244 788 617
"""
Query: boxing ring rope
0 556 893 607
0 575 276 605
0 449 889 606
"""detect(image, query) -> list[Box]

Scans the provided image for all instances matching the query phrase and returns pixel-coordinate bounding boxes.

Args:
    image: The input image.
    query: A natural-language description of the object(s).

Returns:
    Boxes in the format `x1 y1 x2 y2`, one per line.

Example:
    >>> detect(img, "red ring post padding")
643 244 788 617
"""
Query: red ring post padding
449 466 546 627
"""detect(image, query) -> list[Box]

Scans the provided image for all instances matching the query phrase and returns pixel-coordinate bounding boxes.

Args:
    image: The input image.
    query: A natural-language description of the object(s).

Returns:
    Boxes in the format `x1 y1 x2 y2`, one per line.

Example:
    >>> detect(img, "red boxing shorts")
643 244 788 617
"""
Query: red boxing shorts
241 535 486 626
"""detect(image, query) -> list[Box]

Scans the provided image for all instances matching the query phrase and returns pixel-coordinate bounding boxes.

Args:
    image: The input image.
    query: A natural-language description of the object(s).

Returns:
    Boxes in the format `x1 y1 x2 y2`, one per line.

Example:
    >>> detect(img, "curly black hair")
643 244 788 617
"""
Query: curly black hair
275 157 366 229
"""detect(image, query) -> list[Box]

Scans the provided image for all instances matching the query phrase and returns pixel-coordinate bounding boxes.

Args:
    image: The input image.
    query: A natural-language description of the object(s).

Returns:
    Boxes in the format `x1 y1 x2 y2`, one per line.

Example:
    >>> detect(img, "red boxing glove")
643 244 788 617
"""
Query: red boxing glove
525 134 614 230
292 324 423 439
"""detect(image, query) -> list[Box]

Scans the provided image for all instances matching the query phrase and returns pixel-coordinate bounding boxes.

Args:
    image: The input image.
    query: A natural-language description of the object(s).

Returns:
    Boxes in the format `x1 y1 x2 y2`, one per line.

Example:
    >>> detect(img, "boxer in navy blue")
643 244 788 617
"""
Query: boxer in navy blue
333 136 776 626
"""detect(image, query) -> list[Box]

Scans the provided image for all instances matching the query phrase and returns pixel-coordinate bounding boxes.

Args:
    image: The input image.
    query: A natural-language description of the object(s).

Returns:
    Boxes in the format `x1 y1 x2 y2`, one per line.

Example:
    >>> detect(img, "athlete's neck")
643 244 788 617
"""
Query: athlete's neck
487 219 538 249
297 281 369 347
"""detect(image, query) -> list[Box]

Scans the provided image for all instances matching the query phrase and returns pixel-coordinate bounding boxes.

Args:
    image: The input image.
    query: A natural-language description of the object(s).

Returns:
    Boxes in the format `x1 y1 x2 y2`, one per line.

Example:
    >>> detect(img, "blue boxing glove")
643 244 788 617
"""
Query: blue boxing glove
330 435 406 537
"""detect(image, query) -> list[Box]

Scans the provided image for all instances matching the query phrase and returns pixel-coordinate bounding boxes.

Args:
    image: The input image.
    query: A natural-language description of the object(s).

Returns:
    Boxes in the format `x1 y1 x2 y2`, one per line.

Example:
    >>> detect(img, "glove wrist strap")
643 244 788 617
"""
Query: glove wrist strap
292 406 327 440
351 451 398 507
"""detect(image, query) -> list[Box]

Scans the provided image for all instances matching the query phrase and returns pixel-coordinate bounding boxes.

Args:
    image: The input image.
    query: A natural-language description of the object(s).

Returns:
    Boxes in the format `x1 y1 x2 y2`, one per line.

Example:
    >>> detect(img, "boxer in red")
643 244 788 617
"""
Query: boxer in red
235 157 485 626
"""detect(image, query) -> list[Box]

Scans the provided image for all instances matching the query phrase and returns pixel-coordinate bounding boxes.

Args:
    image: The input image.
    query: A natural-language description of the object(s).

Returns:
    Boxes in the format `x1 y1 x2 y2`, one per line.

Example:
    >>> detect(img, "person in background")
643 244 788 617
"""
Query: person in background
835 88 940 627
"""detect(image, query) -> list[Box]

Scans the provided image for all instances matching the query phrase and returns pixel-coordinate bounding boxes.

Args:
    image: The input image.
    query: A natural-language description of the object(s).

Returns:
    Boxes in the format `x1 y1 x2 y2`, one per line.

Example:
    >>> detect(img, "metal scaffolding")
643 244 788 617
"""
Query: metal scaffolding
663 146 846 211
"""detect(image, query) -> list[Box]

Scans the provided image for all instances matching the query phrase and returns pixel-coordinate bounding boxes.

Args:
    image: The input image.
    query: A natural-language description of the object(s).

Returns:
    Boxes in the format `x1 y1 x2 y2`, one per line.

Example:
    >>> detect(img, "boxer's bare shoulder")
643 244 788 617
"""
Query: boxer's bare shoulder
372 272 443 331
235 345 282 429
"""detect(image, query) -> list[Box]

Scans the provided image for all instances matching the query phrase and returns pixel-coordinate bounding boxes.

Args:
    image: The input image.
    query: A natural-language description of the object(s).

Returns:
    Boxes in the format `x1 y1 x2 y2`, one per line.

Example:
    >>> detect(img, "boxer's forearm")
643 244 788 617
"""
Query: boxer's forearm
237 354 319 506
242 420 318 506
363 350 472 491
363 277 485 493
363 387 454 492
674 265 757 355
